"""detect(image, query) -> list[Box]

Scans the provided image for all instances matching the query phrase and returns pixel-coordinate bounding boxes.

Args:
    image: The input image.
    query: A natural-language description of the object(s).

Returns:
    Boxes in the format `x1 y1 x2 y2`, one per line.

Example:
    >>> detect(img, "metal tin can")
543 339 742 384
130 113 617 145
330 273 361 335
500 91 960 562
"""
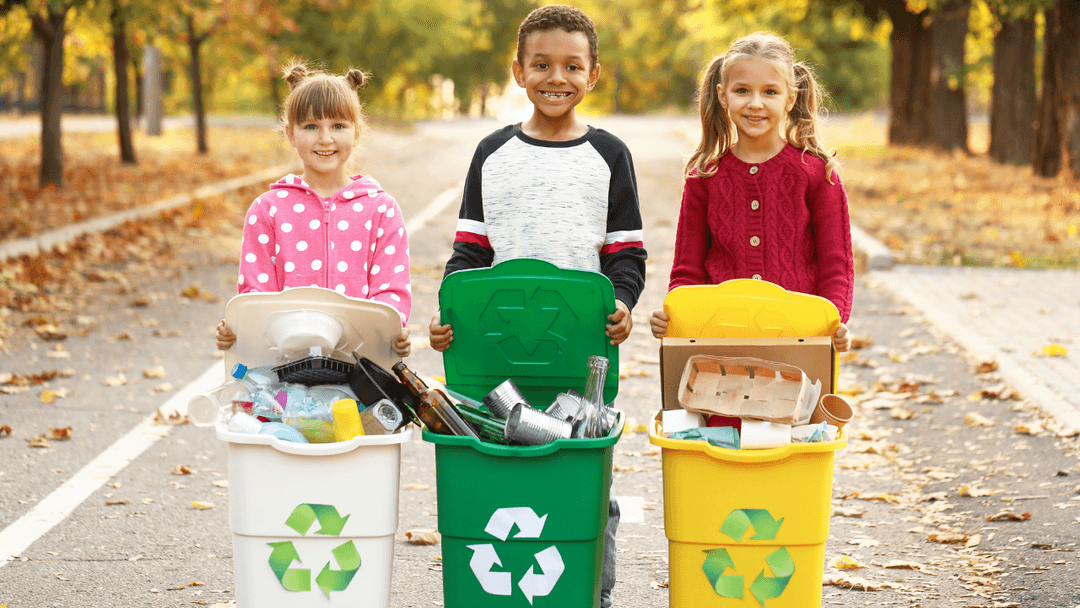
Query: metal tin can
483 379 530 420
504 403 573 445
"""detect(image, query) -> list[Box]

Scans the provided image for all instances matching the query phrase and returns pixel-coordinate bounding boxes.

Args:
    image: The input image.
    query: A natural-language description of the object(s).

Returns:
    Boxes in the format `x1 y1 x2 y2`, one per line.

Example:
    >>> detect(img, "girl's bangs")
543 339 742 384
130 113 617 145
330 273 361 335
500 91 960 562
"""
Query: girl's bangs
289 81 357 125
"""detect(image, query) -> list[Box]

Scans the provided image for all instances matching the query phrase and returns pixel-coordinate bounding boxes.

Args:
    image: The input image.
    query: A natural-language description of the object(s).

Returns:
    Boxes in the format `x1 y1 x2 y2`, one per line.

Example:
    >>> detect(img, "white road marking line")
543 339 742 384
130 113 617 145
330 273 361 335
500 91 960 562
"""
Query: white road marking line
0 183 462 568
617 495 645 523
405 184 461 234
0 363 220 567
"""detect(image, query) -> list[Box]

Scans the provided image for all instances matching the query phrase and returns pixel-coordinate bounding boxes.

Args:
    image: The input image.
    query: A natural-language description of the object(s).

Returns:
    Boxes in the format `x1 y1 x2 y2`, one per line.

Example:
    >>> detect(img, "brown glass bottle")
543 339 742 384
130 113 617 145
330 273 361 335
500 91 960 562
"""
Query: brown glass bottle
391 362 479 438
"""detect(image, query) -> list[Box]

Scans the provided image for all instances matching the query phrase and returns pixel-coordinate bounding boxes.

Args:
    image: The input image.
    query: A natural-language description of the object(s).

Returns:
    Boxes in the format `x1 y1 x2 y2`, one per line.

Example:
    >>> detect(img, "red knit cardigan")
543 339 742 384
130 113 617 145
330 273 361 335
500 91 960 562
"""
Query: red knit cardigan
668 144 853 322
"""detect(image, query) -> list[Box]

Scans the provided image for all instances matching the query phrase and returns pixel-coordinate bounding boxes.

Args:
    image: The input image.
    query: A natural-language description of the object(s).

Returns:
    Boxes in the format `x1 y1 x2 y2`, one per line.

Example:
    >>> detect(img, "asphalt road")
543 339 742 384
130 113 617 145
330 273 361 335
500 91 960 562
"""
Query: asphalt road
1 115 1078 608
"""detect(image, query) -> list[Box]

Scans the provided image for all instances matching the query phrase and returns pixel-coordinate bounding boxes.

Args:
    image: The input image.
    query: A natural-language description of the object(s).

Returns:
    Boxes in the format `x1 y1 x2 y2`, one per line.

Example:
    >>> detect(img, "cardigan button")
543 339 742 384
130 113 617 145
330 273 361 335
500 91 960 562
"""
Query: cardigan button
750 236 761 247
752 274 762 280
751 199 760 210
749 166 759 175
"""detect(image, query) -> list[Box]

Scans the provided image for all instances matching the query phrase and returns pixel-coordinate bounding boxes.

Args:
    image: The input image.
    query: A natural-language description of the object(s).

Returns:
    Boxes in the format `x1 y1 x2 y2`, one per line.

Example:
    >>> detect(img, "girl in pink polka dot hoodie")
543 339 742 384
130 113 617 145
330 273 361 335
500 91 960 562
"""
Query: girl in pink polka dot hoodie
216 62 412 356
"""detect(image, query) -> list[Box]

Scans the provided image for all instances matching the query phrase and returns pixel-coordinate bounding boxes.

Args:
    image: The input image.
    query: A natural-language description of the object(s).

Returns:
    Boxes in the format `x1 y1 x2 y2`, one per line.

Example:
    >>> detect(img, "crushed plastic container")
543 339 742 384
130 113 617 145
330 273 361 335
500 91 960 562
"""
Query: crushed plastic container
428 259 621 607
218 287 410 608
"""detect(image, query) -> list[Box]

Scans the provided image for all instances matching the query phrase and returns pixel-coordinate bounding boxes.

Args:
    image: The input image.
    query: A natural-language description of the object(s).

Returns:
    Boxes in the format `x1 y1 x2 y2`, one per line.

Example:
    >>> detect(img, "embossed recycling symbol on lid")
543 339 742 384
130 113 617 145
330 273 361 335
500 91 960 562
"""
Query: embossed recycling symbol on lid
479 287 574 363
267 503 360 597
467 506 565 605
701 509 793 606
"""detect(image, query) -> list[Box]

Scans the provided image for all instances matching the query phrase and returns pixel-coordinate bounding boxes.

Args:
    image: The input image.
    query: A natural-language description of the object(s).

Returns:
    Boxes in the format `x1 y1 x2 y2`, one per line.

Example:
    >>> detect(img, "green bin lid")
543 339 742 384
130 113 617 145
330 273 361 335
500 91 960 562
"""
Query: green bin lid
439 259 619 408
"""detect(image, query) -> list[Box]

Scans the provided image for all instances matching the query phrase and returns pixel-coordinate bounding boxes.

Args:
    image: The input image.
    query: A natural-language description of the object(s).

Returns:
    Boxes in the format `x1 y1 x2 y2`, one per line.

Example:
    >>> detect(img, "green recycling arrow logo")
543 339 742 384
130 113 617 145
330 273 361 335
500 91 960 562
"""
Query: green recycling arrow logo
701 509 793 606
268 503 360 597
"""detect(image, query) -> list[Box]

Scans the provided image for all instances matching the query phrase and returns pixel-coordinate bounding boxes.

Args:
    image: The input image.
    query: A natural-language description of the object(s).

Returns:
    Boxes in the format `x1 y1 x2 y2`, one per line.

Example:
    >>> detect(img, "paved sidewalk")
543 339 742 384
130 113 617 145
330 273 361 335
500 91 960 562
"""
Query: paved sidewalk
863 263 1080 434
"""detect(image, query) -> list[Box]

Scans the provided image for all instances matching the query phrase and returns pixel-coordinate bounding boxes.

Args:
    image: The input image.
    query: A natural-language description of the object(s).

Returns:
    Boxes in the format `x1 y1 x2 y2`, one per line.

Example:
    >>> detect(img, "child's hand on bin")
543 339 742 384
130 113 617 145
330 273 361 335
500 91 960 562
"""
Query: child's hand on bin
428 310 453 352
393 327 412 358
215 320 235 350
649 309 669 339
606 300 633 345
832 322 850 353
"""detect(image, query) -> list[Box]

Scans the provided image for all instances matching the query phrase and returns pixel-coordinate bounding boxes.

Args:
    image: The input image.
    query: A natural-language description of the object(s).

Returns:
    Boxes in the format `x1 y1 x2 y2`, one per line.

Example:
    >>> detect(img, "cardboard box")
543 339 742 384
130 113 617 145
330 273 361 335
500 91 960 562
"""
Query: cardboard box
660 336 835 411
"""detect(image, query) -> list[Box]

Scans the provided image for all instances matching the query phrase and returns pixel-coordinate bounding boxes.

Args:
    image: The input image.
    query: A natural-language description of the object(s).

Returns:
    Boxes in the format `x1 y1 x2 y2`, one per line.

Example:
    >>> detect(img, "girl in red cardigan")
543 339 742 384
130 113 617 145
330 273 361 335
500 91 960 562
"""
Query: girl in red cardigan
650 32 852 352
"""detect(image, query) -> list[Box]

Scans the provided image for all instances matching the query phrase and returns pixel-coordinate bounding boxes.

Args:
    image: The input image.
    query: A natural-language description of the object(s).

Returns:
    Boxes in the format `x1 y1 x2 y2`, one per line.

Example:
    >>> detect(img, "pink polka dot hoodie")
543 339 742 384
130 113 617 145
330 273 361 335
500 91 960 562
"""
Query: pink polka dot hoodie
238 173 411 324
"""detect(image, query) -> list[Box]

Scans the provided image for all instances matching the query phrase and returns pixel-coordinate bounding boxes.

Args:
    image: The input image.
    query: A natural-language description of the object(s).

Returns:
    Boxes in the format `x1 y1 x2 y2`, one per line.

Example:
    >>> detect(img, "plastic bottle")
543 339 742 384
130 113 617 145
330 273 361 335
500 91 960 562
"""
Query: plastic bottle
187 382 249 427
391 362 479 438
187 363 287 427
572 356 611 439
231 363 288 420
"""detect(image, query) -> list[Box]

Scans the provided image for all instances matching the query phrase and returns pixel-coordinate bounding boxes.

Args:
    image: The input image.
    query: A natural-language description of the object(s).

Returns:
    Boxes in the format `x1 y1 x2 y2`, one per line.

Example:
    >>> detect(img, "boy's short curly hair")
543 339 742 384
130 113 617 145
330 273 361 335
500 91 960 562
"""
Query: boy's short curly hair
516 4 598 70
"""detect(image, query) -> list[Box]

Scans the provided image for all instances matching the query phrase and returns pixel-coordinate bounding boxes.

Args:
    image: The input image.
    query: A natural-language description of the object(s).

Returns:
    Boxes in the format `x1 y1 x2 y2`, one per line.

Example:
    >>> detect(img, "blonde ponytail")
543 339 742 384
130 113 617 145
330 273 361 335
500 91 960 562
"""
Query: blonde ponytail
787 62 840 182
685 54 736 179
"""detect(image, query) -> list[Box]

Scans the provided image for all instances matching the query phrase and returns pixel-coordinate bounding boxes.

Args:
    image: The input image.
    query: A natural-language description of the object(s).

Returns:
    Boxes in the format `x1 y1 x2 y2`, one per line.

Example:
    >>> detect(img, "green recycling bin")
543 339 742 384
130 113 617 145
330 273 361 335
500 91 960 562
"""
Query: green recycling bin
425 259 622 607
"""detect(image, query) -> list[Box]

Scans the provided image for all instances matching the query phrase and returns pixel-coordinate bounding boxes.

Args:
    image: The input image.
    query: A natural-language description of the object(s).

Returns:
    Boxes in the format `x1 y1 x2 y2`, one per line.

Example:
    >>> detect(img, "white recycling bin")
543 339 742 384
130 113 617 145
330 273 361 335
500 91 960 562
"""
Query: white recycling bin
216 287 412 608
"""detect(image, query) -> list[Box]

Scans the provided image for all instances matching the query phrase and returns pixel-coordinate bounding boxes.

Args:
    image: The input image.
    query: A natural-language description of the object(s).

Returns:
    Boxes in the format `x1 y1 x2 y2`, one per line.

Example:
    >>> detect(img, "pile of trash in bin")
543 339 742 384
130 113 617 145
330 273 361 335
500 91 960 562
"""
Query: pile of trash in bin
660 355 851 449
189 347 618 446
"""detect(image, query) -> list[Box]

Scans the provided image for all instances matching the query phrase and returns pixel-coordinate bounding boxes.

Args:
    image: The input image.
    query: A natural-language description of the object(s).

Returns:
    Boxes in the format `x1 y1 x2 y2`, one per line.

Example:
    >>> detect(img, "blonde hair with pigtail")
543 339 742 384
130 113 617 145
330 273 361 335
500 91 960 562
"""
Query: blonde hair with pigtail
685 33 839 182
685 54 737 180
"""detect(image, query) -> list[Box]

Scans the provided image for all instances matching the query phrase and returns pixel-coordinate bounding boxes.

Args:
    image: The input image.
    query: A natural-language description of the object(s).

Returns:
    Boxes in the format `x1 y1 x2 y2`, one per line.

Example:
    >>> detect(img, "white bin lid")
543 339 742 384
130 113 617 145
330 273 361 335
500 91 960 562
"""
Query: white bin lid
219 287 411 453
223 287 402 372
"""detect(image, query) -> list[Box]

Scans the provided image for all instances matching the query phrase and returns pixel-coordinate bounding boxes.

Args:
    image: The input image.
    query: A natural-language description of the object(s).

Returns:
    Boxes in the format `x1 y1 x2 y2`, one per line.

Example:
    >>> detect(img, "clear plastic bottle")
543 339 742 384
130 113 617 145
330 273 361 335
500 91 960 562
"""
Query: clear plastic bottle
572 356 610 439
187 363 286 427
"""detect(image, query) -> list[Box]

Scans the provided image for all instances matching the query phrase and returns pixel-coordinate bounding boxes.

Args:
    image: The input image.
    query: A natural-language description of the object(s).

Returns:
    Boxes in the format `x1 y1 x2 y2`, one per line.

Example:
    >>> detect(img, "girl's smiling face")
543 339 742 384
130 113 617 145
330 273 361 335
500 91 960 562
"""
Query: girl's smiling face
718 57 795 149
287 117 357 187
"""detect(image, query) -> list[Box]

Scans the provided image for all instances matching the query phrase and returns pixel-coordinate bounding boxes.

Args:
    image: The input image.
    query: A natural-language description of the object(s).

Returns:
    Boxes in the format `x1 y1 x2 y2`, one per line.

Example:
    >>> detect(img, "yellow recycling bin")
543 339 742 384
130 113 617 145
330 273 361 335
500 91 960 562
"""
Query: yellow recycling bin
650 415 845 607
653 280 847 607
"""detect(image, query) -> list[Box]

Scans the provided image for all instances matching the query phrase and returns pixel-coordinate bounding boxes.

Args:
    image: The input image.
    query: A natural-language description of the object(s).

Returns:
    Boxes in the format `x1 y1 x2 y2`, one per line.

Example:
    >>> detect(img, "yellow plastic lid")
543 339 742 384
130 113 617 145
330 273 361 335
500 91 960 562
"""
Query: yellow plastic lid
663 280 839 338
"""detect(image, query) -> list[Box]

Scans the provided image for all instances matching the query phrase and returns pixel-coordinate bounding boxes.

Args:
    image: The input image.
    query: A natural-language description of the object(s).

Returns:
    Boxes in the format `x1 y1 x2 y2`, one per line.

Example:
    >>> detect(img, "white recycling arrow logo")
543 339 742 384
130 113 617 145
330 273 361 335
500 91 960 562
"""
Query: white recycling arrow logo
467 506 565 605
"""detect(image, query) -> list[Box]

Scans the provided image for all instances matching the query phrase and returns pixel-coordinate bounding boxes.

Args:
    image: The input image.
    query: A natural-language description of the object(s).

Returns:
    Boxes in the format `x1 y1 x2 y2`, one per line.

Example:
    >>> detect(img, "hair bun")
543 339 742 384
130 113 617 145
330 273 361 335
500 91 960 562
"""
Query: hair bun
285 63 308 90
345 69 366 90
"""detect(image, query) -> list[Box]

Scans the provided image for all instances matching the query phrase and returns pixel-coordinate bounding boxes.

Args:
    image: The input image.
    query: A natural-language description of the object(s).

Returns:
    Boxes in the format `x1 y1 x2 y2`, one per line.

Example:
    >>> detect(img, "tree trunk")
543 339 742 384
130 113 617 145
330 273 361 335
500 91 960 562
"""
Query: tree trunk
989 17 1035 165
142 46 163 136
111 2 136 164
187 16 208 154
1060 0 1080 178
132 52 143 119
1034 5 1063 176
268 60 281 115
930 0 970 152
32 6 69 187
886 7 934 146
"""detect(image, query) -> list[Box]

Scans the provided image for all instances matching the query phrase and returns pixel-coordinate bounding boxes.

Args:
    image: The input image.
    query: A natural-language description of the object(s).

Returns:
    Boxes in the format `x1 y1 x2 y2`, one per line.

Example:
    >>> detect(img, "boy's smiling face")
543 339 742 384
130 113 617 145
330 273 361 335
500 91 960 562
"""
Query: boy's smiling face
513 28 600 133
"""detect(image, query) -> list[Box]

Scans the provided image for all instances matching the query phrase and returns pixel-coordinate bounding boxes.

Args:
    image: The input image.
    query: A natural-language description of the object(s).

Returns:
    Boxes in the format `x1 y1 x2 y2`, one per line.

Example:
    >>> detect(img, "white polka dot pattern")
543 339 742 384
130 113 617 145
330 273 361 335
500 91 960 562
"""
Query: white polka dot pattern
237 175 412 324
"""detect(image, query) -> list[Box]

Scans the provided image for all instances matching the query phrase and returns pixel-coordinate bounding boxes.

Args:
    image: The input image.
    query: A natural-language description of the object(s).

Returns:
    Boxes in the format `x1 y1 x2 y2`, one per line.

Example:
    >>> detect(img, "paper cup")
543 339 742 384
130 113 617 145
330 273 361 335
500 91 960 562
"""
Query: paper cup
809 394 853 428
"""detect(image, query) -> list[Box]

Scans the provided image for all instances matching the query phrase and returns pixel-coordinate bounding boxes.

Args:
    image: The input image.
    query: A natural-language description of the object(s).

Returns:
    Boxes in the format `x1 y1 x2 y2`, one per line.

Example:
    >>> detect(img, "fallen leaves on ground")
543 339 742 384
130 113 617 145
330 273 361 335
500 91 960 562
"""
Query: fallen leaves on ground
404 529 440 545
1035 343 1069 357
47 426 72 440
986 511 1031 522
191 501 215 510
841 140 1080 269
0 127 290 350
0 127 291 241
